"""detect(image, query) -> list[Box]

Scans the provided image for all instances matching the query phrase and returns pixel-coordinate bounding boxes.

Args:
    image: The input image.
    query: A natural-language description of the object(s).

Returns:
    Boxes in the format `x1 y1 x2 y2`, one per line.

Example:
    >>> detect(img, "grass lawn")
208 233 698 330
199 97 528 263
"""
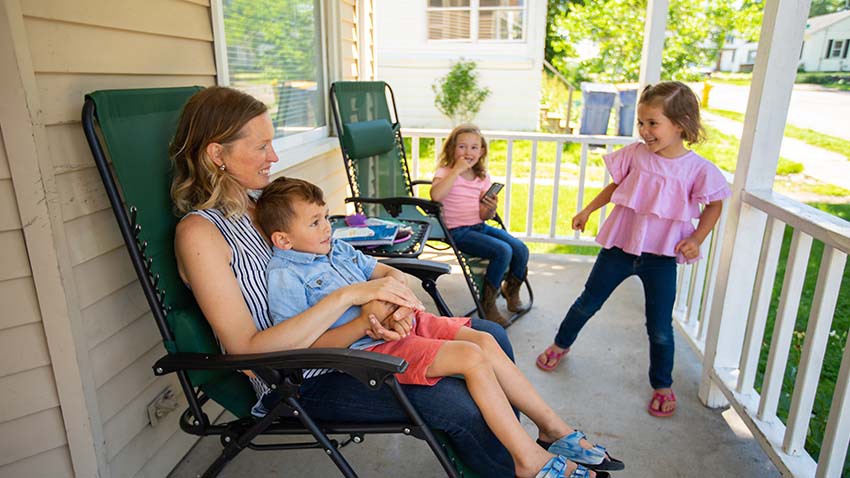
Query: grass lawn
708 108 850 162
754 203 850 476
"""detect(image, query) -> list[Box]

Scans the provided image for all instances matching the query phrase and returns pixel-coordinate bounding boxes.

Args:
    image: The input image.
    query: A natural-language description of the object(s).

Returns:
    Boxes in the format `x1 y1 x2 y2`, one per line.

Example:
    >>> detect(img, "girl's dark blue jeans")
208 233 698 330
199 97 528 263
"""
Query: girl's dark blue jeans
554 246 677 389
297 318 515 477
450 222 529 288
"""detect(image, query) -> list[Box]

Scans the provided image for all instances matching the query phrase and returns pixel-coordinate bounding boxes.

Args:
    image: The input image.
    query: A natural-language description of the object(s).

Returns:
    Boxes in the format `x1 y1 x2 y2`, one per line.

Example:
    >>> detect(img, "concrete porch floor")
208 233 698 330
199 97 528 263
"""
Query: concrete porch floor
170 253 779 477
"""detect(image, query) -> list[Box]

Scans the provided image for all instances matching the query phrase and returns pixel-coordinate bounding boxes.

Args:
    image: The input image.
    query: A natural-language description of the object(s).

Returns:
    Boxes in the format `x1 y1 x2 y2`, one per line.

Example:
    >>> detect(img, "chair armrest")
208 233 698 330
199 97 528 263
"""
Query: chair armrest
410 179 433 187
153 348 407 390
380 258 451 282
345 196 442 217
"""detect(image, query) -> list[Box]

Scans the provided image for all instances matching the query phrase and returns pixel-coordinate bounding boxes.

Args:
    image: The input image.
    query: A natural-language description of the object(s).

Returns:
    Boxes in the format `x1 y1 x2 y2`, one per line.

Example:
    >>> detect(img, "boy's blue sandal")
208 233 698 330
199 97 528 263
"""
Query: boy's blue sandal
536 431 625 472
534 455 610 478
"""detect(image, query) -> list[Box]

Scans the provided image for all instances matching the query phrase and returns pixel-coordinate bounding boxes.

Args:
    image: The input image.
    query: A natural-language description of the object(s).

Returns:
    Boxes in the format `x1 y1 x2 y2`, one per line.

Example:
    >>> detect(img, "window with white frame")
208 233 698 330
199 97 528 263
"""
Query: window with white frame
427 0 526 42
216 0 327 148
827 40 844 58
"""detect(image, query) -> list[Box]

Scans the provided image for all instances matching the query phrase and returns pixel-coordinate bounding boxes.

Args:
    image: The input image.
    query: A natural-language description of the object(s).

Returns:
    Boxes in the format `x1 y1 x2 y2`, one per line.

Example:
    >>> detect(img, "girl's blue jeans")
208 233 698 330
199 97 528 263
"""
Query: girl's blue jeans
450 222 529 288
554 246 677 389
297 318 516 477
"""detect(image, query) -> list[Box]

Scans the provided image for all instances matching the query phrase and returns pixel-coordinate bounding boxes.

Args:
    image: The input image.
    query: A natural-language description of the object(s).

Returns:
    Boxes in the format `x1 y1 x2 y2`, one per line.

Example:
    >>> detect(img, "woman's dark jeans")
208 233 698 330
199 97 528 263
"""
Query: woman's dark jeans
554 247 677 389
298 318 515 477
450 223 529 288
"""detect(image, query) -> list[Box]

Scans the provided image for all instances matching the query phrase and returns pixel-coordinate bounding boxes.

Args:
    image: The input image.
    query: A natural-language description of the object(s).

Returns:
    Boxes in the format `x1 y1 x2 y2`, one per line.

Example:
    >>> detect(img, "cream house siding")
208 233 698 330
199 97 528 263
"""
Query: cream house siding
340 0 376 81
0 123 72 476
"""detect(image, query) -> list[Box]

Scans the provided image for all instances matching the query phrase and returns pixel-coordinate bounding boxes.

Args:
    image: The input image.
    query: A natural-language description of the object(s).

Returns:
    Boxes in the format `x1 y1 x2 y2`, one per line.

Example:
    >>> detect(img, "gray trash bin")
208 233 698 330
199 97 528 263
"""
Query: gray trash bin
617 89 638 136
579 83 617 135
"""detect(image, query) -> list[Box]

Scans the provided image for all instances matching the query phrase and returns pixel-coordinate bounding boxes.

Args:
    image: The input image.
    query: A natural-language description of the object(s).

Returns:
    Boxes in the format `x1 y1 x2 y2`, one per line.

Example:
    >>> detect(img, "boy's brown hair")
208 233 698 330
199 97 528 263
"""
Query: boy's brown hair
639 81 706 145
255 177 325 238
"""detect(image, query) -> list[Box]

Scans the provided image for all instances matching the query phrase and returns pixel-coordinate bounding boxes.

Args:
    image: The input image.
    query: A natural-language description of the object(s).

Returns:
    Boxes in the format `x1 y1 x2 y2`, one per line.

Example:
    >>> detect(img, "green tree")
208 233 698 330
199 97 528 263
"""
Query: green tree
809 0 849 16
546 0 764 83
223 0 317 82
432 60 491 125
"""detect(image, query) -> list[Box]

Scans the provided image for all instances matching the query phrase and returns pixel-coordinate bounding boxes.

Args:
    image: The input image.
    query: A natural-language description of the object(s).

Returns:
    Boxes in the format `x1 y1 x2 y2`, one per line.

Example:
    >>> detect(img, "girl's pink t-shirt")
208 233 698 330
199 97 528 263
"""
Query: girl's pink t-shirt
433 167 491 230
596 142 731 264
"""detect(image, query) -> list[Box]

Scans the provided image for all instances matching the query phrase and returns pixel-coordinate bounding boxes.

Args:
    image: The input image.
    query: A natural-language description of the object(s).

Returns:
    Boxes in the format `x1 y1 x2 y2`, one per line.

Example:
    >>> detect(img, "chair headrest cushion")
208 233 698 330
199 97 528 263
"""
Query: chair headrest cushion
342 119 396 159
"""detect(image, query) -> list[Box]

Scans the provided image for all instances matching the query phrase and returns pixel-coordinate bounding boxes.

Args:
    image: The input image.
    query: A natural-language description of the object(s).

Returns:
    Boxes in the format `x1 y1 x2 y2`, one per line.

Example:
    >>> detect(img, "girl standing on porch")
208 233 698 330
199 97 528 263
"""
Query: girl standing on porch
535 82 731 418
430 124 530 328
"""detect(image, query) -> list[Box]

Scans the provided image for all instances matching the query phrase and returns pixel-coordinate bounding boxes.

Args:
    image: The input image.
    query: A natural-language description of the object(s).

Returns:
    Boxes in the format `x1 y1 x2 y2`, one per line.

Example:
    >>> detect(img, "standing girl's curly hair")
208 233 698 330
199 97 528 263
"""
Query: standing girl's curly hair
437 123 489 179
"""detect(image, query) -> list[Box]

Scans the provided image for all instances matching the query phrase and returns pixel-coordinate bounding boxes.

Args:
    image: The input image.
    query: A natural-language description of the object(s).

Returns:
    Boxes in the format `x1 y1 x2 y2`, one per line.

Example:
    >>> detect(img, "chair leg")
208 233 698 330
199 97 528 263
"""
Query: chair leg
421 278 454 317
286 396 358 478
201 395 294 477
386 378 460 478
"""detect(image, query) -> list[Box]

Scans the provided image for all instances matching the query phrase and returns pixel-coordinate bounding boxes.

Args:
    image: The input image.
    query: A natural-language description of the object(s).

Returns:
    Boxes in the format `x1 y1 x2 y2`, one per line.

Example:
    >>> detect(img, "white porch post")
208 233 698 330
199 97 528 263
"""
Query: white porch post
638 0 669 91
699 0 812 407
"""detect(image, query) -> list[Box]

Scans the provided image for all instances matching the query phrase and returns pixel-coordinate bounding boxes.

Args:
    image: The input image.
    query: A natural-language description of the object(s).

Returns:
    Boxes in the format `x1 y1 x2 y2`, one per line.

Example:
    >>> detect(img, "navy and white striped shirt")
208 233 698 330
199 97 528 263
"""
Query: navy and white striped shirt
189 208 317 415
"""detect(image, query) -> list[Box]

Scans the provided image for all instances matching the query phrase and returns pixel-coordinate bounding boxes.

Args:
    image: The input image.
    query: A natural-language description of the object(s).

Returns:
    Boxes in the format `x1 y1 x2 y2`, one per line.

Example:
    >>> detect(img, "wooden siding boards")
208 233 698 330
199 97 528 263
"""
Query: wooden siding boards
25 18 216 76
65 208 123 267
0 230 32 282
0 322 51 378
73 245 137 310
0 366 60 424
83 281 149 350
21 0 213 42
0 277 42 330
38 74 215 127
96 346 162 424
0 407 67 466
0 179 21 231
90 315 160 389
0 446 72 478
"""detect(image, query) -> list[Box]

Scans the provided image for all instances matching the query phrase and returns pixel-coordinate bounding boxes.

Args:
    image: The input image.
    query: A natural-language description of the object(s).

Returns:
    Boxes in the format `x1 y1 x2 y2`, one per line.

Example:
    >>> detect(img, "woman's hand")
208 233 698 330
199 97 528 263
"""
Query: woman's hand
347 276 424 311
479 193 497 220
572 210 590 232
674 236 701 260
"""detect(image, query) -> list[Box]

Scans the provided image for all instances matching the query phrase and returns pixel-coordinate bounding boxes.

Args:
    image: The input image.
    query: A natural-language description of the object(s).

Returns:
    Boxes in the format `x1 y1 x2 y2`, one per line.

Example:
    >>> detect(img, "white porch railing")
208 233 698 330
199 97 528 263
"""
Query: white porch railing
402 127 850 477
403 128 633 246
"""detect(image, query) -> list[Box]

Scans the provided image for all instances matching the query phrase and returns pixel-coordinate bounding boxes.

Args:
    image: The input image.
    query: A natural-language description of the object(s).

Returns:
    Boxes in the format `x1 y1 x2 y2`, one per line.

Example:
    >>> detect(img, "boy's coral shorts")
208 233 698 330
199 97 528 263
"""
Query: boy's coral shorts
367 311 470 385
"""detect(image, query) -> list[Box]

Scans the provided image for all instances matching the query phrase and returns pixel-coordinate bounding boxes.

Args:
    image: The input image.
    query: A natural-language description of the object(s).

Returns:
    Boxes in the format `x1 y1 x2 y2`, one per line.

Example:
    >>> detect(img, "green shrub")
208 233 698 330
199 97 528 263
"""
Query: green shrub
432 59 491 125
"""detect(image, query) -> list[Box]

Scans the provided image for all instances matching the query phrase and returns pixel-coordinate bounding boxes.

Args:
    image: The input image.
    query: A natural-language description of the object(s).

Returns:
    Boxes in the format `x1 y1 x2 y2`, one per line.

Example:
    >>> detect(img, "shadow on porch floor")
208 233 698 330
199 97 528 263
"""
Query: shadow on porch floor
170 253 779 478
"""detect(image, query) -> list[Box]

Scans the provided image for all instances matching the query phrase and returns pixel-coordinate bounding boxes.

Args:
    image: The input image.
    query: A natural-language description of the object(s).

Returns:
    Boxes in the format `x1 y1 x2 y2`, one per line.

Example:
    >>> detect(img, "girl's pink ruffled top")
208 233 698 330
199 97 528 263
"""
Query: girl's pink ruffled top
596 142 731 264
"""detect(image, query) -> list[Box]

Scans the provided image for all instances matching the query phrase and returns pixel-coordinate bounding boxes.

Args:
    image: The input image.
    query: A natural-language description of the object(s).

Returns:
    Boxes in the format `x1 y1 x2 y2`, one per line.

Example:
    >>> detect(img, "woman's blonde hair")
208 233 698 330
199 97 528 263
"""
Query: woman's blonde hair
170 86 268 217
437 123 488 180
639 81 706 145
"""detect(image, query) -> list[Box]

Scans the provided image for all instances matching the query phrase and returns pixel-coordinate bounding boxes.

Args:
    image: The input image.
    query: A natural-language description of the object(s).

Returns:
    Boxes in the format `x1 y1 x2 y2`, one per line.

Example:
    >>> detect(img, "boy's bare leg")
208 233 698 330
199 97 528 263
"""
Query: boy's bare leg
427 341 587 478
454 328 595 449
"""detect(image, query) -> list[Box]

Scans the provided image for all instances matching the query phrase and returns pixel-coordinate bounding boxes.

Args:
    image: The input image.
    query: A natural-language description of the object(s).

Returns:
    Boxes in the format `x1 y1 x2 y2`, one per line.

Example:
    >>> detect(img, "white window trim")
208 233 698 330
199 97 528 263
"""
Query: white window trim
210 0 338 173
426 0 528 43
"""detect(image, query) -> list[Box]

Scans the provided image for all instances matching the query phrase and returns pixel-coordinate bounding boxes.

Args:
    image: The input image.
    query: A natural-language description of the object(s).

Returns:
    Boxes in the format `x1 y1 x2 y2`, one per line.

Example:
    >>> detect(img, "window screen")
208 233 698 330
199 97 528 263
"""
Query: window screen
221 0 326 140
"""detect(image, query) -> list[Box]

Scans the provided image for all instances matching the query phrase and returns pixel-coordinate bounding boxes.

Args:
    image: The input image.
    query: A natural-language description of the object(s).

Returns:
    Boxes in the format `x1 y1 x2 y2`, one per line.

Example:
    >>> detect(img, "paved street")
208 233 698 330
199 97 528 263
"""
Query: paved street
703 111 850 191
699 82 850 141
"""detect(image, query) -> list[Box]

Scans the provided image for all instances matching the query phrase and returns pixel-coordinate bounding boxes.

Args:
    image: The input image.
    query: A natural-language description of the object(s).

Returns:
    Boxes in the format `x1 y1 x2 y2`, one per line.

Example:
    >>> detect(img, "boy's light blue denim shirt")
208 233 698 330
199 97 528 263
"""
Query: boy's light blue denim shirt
266 238 381 350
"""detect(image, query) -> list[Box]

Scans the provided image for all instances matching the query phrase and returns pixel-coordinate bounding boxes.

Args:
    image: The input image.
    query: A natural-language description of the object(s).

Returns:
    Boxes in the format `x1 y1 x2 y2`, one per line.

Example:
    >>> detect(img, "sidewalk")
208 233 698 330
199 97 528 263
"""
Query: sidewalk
703 111 850 191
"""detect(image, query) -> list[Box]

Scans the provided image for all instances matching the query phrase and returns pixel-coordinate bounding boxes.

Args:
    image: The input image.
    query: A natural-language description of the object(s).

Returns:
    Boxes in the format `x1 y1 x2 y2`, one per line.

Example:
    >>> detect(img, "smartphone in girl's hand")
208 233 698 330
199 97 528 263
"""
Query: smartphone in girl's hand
482 182 504 201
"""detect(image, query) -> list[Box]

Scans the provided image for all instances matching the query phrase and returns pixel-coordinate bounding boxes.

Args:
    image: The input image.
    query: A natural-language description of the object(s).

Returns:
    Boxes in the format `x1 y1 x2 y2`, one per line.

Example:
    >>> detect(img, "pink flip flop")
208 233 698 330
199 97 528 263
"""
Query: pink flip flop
647 390 677 417
536 345 569 372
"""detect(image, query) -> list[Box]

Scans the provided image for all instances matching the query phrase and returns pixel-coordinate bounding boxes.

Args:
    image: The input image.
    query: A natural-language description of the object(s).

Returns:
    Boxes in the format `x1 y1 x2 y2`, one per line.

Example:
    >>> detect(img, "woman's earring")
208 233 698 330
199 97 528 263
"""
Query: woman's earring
218 163 226 172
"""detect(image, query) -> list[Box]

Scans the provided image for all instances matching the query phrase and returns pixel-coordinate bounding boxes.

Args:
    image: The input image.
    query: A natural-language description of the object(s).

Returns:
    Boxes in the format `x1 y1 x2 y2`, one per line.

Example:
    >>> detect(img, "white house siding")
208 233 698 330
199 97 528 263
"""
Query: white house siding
375 0 547 131
800 16 850 72
0 0 367 476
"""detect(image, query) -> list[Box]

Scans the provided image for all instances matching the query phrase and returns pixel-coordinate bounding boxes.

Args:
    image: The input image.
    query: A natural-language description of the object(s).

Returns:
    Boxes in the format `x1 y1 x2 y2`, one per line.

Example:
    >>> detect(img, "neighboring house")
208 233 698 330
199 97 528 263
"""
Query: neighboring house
375 0 548 131
717 35 759 73
0 0 374 476
800 9 850 72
